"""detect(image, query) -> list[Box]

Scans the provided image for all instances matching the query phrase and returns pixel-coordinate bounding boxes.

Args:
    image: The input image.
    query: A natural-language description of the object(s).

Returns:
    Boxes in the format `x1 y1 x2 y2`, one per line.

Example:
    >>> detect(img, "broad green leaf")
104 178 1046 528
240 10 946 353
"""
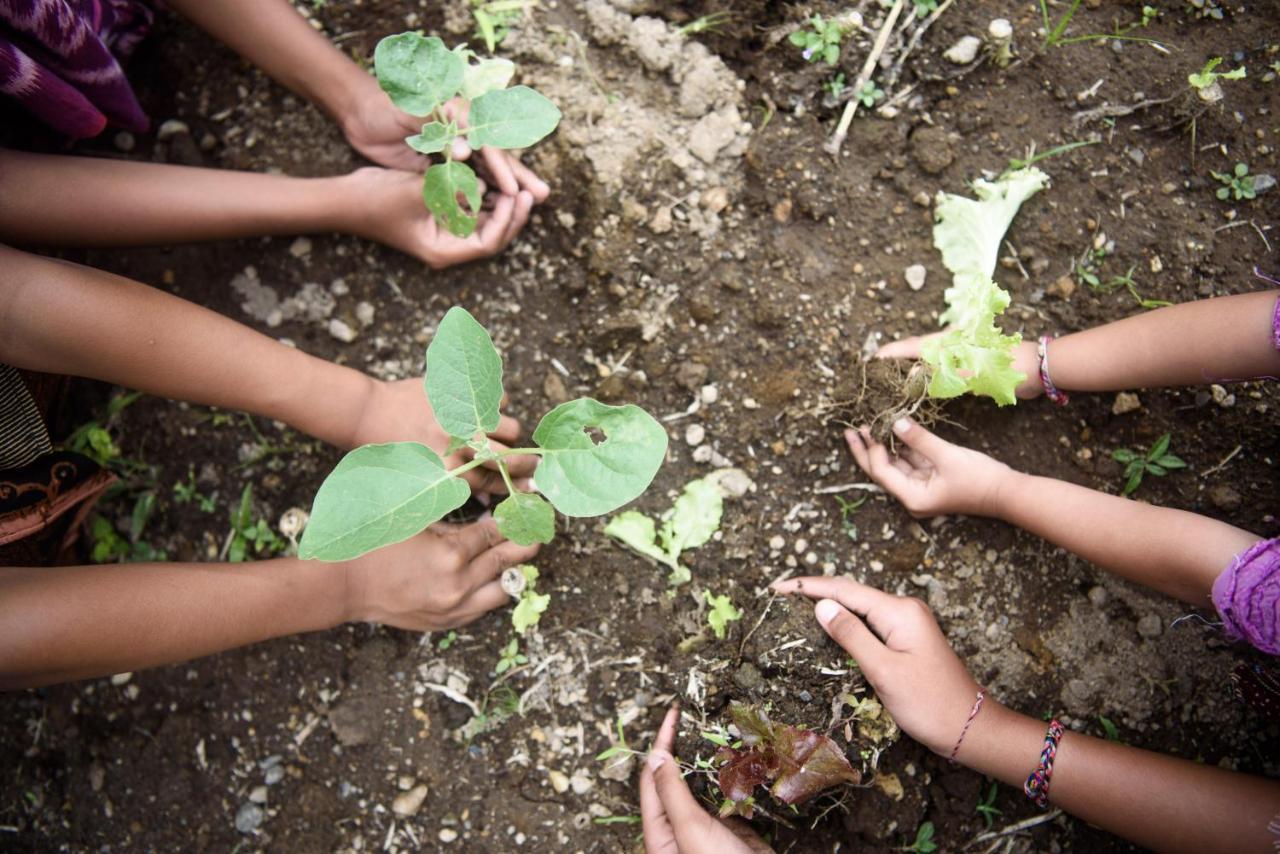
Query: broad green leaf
659 477 723 557
921 317 1024 406
425 306 504 439
298 442 470 561
423 161 481 237
604 511 671 565
406 121 455 155
461 57 515 100
374 33 465 116
494 491 555 546
532 398 667 517
467 86 562 149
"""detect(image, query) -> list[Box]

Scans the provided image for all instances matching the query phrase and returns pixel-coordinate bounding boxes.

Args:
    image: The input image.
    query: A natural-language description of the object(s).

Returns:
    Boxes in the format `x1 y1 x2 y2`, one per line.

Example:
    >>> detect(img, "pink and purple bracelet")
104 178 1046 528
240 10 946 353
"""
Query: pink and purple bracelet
1024 718 1066 808
1037 335 1069 406
948 689 986 762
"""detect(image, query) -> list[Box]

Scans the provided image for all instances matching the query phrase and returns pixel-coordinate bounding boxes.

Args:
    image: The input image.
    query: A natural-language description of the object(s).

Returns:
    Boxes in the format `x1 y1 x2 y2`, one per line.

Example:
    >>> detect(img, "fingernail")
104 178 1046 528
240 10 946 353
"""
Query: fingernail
647 750 669 771
892 417 912 435
815 599 841 626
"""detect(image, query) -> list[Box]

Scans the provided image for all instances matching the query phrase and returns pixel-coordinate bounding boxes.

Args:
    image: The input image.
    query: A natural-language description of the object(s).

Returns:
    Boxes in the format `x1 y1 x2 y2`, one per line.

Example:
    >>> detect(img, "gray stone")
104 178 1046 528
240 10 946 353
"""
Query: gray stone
392 784 428 817
1137 614 1163 639
904 264 927 291
235 802 264 834
943 35 982 65
328 318 358 343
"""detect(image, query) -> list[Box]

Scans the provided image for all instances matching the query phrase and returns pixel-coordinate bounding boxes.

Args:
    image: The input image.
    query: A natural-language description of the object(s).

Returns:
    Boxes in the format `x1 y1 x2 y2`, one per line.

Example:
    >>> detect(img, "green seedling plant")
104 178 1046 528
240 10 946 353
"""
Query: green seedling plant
678 11 734 36
1212 162 1257 201
511 564 550 635
1099 715 1122 742
855 79 884 108
823 73 847 100
975 780 1001 828
789 15 846 65
374 33 561 237
298 307 667 561
1039 0 1163 49
1113 433 1186 496
1102 265 1171 310
834 493 867 542
226 484 286 563
595 715 639 780
716 703 860 819
173 465 216 513
1188 56 1246 91
912 0 938 19
470 0 534 53
923 167 1047 405
605 475 723 587
437 630 458 650
706 592 742 639
90 491 166 563
902 821 938 854
494 637 526 674
1003 140 1098 177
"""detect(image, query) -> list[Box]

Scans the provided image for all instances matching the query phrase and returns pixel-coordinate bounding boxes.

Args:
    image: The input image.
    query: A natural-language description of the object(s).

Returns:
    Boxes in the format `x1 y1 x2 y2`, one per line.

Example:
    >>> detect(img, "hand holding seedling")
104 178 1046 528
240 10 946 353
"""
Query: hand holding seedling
877 335 1044 399
845 418 1012 518
770 576 981 757
640 705 772 854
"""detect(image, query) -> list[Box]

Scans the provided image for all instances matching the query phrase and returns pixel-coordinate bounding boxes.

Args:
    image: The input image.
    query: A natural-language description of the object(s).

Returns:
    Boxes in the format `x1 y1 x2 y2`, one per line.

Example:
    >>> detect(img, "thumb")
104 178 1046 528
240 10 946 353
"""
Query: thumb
815 599 887 674
648 751 712 839
890 417 949 459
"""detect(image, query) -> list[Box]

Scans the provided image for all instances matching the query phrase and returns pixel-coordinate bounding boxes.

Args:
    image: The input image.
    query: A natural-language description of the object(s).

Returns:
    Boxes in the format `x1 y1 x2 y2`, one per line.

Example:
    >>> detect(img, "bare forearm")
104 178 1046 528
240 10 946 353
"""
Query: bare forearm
1050 290 1280 391
0 558 348 689
0 246 372 448
993 471 1258 604
0 150 358 247
164 0 374 126
960 703 1279 853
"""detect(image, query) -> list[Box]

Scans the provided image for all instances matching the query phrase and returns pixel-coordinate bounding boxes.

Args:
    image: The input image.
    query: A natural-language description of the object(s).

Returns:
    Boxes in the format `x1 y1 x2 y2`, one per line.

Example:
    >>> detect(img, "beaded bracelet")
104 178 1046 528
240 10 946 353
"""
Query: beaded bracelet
948 690 986 762
1037 336 1069 406
1024 718 1066 808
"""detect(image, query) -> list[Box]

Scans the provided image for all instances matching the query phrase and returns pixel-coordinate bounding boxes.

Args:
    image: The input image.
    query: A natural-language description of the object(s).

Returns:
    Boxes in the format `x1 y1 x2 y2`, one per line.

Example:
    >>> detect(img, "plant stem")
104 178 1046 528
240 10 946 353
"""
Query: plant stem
496 458 518 495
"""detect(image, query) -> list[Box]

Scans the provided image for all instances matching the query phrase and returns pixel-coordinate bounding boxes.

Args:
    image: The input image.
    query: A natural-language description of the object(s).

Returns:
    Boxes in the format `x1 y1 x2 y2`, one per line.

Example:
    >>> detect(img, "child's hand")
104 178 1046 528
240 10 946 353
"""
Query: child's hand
641 705 773 854
342 518 539 630
440 97 551 203
351 377 537 495
846 418 1011 518
345 167 534 270
877 333 1043 399
770 576 980 757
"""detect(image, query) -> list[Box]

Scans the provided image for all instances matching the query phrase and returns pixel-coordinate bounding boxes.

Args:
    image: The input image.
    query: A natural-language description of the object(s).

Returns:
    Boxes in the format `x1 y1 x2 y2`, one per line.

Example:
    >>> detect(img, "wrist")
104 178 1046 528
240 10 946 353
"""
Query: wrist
982 466 1025 520
951 699 1045 786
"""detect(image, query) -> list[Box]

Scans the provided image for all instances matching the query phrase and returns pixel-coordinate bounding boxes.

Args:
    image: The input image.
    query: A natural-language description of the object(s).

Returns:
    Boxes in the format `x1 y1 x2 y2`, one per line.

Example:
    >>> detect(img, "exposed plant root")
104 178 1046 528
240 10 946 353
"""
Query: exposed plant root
820 357 944 445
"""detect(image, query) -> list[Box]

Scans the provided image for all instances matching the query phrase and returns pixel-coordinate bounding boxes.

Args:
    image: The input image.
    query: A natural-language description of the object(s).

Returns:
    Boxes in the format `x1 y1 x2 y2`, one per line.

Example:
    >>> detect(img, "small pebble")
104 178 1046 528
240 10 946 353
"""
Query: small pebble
113 131 136 152
157 119 190 140
355 301 375 327
685 423 706 446
943 35 982 65
328 318 357 343
904 264 927 291
548 770 570 794
392 784 429 817
289 236 312 258
1137 614 1163 639
235 802 264 834
264 765 286 786
700 384 719 405
249 786 269 805
438 828 459 843
1087 586 1108 607
110 672 133 686
1111 392 1141 416
768 535 785 551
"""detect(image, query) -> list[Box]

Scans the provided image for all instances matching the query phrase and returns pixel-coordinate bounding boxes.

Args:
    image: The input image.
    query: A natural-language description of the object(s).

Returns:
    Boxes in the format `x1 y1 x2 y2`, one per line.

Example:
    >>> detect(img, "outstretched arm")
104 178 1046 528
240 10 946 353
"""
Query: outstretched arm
0 519 538 689
0 246 533 492
878 290 1280 397
0 151 532 269
774 576 1280 854
845 418 1260 605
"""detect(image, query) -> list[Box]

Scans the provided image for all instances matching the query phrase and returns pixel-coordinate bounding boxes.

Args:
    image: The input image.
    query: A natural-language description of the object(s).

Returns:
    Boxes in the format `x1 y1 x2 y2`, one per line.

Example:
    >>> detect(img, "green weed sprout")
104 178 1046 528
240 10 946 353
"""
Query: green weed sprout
706 592 742 639
856 79 885 108
789 15 846 65
975 780 1001 828
374 33 561 237
1211 162 1257 201
298 307 667 561
903 821 938 854
1113 433 1186 496
470 0 534 53
227 484 285 562
494 637 526 674
510 565 550 635
1189 57 1246 90
912 0 938 19
678 11 734 36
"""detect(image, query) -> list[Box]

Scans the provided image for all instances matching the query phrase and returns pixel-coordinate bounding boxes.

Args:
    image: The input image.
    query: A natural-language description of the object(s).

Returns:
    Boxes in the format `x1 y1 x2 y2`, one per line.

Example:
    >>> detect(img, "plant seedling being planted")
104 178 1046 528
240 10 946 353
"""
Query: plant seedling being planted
1113 432 1186 496
605 475 723 586
298 307 667 560
374 33 561 237
715 703 860 819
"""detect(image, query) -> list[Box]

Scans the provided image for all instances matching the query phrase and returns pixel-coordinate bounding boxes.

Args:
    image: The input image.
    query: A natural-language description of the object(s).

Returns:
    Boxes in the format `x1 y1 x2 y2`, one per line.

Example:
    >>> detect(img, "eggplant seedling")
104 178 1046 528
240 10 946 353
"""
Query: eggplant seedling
298 307 667 560
1113 433 1186 496
374 33 561 237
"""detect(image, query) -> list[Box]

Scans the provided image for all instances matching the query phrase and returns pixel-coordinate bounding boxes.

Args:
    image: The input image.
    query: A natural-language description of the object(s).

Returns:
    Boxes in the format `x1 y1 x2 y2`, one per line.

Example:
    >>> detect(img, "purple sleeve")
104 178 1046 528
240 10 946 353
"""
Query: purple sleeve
1272 294 1280 351
1212 537 1280 656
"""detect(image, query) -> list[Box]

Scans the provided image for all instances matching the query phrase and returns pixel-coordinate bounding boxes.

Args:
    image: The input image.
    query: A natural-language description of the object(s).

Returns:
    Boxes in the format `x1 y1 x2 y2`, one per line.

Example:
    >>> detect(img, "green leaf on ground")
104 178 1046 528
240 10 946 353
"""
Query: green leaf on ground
532 399 667 517
467 86 562 149
425 306 504 439
299 442 470 561
423 161 482 237
603 512 670 564
494 491 555 546
406 121 455 155
374 33 465 116
706 592 742 639
659 477 723 556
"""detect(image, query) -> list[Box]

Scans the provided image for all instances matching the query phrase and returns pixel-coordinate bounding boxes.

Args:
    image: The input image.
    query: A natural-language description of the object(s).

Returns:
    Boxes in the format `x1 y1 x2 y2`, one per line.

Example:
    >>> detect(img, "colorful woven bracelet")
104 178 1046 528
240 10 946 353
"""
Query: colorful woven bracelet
1037 335 1069 406
1024 718 1066 808
948 689 986 762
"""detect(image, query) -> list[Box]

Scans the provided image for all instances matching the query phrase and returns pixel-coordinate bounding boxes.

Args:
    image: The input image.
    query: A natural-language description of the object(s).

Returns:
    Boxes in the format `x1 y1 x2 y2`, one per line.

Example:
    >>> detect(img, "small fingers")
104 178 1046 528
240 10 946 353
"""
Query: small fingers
482 145 520 196
502 190 534 247
464 538 541 587
812 599 889 674
874 331 944 360
858 427 916 498
443 518 500 562
510 158 551 202
491 414 521 443
890 416 949 459
451 579 509 623
640 708 680 853
649 751 715 849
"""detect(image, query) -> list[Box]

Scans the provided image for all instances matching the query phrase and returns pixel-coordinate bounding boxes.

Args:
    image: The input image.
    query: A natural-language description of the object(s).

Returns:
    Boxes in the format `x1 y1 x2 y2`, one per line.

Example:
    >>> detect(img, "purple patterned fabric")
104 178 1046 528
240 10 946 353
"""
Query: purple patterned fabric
0 0 153 138
1272 293 1279 351
1213 537 1280 656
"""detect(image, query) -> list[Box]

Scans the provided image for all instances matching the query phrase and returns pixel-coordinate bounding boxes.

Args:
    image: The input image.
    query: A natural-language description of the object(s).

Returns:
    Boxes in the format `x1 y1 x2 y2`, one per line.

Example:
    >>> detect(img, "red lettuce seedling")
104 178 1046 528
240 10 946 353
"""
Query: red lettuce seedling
714 703 860 818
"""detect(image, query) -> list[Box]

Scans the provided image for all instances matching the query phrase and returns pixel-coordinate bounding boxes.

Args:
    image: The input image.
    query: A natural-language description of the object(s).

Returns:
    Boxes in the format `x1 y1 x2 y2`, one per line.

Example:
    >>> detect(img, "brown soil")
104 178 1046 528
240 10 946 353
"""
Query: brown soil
3 1 1279 852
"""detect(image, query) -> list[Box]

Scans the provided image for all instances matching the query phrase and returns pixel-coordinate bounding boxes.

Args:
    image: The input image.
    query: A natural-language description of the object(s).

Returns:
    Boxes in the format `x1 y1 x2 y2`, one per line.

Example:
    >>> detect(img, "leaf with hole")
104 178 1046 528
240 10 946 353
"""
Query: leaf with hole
467 86 562 149
461 56 515 99
374 33 465 116
423 161 482 238
532 399 668 517
299 443 471 561
406 121 456 155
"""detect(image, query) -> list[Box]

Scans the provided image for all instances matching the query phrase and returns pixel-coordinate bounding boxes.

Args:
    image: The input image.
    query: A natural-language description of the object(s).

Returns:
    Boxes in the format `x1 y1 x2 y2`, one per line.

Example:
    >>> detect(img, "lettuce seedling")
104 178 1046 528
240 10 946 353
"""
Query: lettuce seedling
298 307 667 561
715 703 861 818
604 476 723 586
705 592 742 639
922 167 1046 405
511 565 550 635
374 33 561 237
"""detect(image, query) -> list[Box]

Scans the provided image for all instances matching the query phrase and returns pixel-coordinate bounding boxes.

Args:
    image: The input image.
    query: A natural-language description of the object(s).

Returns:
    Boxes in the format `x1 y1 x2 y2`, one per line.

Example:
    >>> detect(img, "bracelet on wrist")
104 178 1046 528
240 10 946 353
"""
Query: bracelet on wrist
948 689 986 762
1037 335 1069 406
1024 718 1066 808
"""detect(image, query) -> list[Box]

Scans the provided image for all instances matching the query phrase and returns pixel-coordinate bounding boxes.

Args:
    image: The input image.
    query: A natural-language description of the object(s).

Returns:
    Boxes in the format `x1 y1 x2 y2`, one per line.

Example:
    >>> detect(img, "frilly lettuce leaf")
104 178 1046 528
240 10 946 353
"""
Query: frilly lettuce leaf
924 167 1045 405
